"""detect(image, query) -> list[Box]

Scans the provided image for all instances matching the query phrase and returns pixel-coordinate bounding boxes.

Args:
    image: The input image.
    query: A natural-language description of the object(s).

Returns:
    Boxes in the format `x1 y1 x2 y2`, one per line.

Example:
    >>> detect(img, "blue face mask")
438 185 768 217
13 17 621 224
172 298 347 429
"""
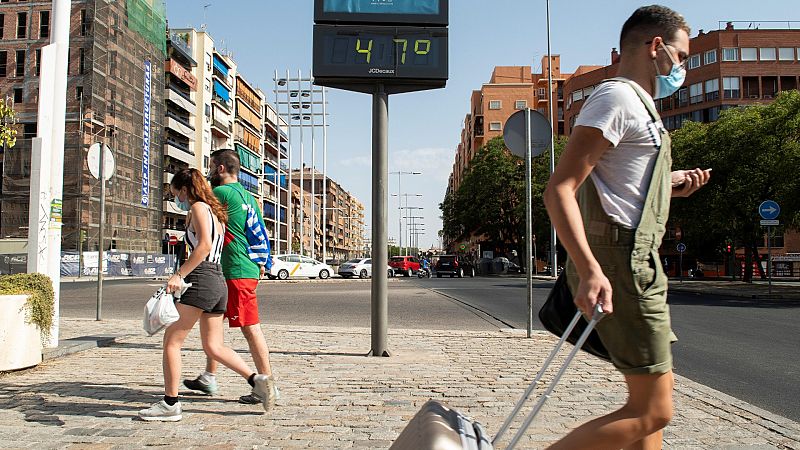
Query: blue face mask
653 43 686 99
174 193 190 211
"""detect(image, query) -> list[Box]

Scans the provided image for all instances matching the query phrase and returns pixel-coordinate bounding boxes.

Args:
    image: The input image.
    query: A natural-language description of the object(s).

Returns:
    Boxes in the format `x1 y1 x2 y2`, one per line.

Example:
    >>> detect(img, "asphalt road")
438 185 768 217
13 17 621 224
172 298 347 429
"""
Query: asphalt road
60 275 800 421
59 278 503 331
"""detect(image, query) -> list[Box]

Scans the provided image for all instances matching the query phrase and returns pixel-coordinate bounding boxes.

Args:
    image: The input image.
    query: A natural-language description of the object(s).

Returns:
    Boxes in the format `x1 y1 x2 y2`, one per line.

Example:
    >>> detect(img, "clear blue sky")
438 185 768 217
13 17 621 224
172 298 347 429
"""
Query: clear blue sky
166 0 794 249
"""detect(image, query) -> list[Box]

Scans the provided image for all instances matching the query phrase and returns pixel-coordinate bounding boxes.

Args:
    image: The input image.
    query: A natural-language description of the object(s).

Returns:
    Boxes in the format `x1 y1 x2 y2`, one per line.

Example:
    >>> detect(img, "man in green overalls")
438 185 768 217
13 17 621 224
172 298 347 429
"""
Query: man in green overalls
544 6 711 449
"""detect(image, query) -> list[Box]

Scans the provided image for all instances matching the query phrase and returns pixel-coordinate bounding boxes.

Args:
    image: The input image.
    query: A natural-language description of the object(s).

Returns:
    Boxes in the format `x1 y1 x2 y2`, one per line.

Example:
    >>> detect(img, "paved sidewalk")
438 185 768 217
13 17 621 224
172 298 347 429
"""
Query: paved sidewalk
1 319 798 449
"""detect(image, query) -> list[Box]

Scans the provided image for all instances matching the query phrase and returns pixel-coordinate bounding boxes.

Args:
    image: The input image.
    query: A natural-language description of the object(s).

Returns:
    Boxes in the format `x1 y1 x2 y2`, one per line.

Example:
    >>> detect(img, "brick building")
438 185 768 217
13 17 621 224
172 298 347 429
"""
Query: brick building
291 167 365 261
448 57 578 195
0 0 167 253
564 24 800 134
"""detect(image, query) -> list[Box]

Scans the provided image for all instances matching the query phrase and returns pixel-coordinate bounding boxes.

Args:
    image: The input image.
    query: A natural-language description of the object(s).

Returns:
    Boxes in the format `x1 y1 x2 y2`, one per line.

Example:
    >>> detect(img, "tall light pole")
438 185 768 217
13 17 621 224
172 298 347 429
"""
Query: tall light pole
391 192 421 256
275 72 327 256
321 87 328 264
390 171 421 257
546 0 558 275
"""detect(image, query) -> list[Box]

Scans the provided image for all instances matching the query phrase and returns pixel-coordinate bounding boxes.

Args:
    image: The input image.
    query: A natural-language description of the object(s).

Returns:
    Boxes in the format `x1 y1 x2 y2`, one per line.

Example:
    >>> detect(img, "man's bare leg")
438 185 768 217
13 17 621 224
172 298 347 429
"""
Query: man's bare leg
242 324 272 376
546 371 674 450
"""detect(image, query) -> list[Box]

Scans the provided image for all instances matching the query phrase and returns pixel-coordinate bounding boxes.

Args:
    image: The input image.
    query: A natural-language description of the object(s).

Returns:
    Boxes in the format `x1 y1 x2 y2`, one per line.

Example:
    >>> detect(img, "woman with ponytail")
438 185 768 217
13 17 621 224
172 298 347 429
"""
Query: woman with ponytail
139 168 272 421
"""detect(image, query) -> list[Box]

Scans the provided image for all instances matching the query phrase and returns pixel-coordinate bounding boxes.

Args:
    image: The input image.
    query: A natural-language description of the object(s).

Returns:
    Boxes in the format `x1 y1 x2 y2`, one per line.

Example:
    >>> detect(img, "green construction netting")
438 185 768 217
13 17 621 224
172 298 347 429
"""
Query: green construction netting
126 0 167 55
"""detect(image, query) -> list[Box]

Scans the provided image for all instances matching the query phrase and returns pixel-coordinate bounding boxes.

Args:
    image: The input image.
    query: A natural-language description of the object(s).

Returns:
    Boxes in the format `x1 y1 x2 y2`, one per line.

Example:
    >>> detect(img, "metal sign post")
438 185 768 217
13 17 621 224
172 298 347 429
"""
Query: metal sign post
759 200 780 296
524 109 533 338
677 242 686 282
370 83 389 356
503 108 551 338
313 0 448 357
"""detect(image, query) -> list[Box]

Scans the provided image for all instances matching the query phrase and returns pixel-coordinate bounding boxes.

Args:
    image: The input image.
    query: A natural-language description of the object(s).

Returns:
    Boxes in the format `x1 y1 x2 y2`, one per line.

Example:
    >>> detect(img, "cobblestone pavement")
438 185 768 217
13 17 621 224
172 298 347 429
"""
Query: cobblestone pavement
1 318 798 449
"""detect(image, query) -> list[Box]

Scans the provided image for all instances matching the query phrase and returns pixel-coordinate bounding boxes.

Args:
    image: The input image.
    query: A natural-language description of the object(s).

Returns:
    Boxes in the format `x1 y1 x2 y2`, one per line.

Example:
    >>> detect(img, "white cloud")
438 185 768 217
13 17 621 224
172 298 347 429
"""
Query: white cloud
390 147 455 182
336 155 371 168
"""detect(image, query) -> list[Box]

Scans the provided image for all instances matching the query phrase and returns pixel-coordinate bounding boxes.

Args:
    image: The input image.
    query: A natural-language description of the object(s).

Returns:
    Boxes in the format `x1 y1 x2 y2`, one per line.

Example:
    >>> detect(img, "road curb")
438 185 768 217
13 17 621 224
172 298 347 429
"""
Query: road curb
42 334 128 361
674 374 800 441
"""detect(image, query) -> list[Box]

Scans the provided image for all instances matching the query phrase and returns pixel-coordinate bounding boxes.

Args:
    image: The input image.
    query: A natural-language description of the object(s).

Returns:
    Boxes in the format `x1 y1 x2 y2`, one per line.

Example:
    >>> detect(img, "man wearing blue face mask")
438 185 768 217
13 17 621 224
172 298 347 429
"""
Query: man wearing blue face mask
543 5 711 449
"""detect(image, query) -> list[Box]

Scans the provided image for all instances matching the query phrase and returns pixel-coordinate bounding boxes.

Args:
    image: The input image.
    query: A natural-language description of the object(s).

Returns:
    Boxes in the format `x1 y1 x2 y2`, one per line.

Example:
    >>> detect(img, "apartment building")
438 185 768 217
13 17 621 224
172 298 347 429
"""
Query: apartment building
291 168 365 261
448 57 577 194
210 49 235 152
0 0 166 252
262 101 289 254
233 73 263 201
564 23 800 134
161 31 199 246
289 179 321 256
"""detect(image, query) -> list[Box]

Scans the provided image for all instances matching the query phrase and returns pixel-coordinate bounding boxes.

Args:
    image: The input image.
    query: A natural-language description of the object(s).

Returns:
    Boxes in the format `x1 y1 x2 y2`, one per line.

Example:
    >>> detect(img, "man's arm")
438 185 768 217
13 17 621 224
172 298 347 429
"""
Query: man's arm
543 125 615 315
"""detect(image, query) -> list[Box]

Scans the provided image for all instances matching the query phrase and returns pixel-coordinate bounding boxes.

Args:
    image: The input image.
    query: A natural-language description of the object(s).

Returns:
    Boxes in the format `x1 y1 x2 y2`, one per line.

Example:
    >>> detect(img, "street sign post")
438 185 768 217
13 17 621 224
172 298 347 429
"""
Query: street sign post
677 242 686 282
503 108 552 338
313 0 449 357
759 200 780 295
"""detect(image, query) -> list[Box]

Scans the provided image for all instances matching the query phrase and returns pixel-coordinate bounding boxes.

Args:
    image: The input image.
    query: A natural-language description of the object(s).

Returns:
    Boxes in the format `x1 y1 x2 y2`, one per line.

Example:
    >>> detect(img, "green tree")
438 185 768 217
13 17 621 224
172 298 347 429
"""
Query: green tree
670 90 800 281
439 135 566 266
0 98 17 149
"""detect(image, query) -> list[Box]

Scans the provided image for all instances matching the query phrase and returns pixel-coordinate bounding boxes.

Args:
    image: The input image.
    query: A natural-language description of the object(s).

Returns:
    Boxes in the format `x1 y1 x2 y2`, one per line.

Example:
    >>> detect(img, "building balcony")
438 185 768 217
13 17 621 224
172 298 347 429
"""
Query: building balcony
167 87 196 115
212 94 232 114
164 140 195 165
166 114 195 139
211 120 232 138
163 200 188 217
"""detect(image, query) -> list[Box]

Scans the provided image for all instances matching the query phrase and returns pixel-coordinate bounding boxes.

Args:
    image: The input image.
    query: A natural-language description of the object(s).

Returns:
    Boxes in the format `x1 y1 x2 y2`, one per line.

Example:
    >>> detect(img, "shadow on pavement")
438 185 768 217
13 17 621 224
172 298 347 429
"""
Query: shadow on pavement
0 382 259 426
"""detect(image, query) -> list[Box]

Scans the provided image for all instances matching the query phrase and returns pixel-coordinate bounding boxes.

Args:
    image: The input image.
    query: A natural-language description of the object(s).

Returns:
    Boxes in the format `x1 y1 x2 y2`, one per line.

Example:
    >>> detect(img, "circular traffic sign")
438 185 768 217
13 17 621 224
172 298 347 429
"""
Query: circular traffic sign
169 235 179 246
87 143 116 181
677 243 687 253
758 200 780 220
503 109 552 158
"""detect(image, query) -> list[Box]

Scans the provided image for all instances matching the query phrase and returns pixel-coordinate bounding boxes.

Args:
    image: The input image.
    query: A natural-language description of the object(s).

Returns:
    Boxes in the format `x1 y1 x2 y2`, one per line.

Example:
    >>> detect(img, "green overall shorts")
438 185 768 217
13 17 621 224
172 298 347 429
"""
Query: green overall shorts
565 78 676 375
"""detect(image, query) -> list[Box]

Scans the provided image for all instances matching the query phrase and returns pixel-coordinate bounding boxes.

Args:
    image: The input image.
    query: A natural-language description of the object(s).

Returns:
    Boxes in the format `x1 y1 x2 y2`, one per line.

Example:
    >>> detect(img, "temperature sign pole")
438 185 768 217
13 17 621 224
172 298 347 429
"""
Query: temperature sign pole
314 0 449 357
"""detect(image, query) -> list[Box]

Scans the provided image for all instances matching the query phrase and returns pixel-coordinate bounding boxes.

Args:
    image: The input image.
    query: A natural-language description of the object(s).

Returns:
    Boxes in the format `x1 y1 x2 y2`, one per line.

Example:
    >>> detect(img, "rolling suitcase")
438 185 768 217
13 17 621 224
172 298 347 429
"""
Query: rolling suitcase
390 305 604 450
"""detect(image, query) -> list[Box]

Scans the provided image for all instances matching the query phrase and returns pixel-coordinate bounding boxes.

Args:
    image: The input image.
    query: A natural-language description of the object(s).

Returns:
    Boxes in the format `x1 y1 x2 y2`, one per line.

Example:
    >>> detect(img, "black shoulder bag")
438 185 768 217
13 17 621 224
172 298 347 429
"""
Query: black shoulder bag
538 272 611 361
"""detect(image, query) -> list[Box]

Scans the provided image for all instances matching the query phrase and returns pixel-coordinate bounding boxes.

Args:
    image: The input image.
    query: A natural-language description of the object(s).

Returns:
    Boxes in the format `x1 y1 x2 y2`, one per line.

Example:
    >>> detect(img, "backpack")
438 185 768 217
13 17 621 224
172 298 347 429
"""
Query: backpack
226 185 273 270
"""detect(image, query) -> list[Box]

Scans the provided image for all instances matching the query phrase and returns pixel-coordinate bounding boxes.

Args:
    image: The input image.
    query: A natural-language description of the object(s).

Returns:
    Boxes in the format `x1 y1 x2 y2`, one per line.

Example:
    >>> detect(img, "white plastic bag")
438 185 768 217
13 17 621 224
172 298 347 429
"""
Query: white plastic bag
143 287 179 336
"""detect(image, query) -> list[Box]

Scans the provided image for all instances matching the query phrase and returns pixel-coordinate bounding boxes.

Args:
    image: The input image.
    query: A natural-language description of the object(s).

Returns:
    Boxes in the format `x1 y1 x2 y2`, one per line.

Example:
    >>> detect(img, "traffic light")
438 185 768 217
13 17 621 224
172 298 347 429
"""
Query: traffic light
727 244 732 253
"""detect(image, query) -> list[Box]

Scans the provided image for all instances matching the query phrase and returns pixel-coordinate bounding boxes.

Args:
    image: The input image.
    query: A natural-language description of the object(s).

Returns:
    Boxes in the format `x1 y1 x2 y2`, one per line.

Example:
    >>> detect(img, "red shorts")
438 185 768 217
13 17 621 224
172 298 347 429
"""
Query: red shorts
224 279 260 327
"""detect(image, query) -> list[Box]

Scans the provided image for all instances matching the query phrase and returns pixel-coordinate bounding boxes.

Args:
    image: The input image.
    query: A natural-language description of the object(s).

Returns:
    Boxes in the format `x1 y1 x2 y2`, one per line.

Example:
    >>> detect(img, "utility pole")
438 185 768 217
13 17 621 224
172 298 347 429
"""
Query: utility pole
27 0 70 347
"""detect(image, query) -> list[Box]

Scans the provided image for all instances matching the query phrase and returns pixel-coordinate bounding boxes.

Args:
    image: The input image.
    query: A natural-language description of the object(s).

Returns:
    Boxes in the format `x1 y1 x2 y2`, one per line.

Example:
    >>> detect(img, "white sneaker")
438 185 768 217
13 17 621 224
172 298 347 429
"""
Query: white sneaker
252 375 278 411
138 400 182 422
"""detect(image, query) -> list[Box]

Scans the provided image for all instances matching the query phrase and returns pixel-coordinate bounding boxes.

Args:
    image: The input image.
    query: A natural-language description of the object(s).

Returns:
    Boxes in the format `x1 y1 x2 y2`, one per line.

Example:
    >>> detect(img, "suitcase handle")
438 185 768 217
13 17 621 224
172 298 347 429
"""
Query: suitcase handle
493 304 604 450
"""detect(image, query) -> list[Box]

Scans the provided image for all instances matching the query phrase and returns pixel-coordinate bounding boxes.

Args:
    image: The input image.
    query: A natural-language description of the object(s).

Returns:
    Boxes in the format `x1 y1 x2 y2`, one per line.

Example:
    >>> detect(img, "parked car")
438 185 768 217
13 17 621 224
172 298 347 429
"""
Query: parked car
542 265 564 276
268 254 333 280
338 258 393 279
435 255 476 278
389 255 421 277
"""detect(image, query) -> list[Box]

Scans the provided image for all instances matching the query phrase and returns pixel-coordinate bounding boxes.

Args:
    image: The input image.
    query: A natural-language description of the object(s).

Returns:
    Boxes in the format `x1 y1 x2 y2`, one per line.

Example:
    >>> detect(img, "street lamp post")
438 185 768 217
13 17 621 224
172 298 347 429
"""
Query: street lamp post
404 206 424 256
546 0 558 277
390 171 421 257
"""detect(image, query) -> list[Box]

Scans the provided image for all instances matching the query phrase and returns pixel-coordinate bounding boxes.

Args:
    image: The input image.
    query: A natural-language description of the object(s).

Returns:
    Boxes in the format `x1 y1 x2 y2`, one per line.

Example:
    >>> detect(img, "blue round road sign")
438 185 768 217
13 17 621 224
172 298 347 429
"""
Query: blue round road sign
677 243 687 253
759 200 780 220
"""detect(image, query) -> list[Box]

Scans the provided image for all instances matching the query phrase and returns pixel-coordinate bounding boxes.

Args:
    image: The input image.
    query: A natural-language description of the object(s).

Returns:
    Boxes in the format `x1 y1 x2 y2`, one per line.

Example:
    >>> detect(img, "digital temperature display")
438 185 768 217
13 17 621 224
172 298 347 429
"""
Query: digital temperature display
313 25 448 84
315 0 448 26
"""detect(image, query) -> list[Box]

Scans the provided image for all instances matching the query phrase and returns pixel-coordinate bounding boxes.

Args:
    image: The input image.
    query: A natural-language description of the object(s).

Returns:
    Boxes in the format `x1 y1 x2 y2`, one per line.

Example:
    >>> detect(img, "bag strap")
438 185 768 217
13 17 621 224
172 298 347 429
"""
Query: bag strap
603 77 662 123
